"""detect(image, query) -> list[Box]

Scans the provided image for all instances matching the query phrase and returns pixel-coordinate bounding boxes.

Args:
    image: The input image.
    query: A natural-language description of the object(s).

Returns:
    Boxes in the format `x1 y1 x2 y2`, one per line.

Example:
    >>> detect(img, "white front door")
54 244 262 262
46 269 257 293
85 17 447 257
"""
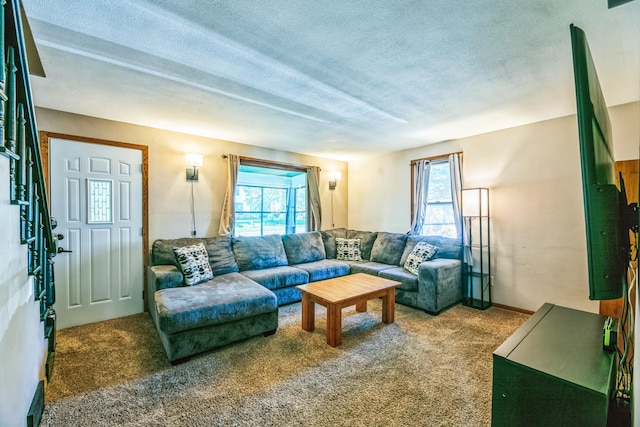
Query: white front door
50 138 143 329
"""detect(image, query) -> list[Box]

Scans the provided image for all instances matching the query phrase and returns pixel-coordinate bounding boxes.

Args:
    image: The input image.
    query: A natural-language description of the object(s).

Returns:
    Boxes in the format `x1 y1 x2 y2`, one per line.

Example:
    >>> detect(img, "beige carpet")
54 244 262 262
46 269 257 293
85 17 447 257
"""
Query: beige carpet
41 300 528 426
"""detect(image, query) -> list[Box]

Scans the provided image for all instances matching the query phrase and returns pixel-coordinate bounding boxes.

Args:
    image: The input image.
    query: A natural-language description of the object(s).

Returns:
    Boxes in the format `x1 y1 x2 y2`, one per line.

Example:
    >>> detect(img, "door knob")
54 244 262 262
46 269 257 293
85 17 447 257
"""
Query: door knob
57 247 72 253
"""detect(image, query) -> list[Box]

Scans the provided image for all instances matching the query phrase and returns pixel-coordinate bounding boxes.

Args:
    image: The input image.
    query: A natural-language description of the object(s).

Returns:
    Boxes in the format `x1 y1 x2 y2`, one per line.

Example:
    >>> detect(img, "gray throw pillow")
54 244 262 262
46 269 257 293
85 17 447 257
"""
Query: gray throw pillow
370 232 408 265
203 235 239 275
232 234 289 271
346 230 378 260
282 231 326 265
400 235 462 264
320 228 347 259
152 237 202 266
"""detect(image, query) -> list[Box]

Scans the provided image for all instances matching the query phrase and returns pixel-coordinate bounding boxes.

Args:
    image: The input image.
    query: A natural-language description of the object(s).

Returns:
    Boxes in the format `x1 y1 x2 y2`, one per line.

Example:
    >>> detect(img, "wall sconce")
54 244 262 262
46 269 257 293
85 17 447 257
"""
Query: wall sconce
186 153 203 182
462 187 489 217
329 171 342 190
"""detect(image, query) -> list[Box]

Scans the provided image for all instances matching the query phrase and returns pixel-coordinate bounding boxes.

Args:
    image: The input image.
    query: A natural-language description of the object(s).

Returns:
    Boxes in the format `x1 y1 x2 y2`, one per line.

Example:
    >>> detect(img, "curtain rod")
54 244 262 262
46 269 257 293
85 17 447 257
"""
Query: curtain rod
220 154 317 171
410 151 462 166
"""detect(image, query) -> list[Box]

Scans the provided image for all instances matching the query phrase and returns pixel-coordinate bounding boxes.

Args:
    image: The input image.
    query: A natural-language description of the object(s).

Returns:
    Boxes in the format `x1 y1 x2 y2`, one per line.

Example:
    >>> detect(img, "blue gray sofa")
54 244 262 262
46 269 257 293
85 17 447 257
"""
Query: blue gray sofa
147 230 462 362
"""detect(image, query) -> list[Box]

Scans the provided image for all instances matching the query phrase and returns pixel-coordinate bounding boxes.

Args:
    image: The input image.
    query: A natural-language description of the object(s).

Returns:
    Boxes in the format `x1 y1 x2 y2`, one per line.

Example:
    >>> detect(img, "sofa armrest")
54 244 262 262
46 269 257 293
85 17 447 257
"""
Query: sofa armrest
148 265 183 292
147 265 184 316
416 258 462 314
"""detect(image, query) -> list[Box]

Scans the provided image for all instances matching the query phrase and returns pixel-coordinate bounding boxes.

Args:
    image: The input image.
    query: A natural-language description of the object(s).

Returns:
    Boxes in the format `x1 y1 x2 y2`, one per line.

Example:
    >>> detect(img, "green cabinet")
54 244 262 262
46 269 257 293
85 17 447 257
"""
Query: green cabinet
492 303 616 426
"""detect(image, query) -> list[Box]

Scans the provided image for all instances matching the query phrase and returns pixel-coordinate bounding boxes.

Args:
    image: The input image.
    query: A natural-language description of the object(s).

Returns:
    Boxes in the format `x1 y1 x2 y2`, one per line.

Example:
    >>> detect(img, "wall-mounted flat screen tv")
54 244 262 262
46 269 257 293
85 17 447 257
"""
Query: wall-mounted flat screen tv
570 24 632 300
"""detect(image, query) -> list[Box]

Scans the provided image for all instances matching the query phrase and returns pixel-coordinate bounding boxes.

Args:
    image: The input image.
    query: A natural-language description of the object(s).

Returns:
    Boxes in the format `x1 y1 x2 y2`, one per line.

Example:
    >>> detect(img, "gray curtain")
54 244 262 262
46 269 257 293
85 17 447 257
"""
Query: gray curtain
307 166 321 231
449 153 463 241
449 154 473 266
219 154 239 236
450 153 471 265
285 186 296 234
408 159 430 235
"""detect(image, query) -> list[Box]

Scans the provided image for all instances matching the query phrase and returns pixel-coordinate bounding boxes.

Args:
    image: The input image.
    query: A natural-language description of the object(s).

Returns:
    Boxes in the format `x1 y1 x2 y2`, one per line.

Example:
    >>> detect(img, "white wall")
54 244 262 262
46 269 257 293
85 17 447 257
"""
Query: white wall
0 156 47 426
349 101 639 313
35 108 349 243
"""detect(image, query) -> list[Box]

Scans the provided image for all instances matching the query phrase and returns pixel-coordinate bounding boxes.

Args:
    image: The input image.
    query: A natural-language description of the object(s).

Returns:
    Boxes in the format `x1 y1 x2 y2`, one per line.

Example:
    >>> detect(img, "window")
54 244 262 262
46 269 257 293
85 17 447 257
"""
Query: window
421 160 457 238
234 164 308 236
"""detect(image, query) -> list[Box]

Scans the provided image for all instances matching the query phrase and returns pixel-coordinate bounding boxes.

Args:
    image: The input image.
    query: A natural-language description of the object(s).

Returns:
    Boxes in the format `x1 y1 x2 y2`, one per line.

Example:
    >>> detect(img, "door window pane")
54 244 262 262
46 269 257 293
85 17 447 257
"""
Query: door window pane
87 179 113 224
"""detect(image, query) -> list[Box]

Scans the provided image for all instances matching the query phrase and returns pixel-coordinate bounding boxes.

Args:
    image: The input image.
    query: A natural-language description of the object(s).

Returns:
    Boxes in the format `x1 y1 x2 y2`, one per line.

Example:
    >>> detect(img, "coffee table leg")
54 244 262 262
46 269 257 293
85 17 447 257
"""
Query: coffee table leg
301 293 315 331
382 288 395 324
356 301 367 312
326 303 342 347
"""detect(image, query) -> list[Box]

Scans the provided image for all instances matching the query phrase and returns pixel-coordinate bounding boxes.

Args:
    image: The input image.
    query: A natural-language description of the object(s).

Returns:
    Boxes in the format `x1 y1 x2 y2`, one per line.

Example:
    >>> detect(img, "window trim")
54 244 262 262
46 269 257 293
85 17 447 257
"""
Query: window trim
409 152 462 236
235 157 312 235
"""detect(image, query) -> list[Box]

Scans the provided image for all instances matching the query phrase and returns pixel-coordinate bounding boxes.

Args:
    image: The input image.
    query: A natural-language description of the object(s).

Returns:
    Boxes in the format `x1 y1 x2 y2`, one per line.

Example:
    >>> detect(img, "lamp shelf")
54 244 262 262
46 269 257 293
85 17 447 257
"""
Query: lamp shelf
461 187 491 310
464 243 488 250
466 271 490 279
463 297 492 310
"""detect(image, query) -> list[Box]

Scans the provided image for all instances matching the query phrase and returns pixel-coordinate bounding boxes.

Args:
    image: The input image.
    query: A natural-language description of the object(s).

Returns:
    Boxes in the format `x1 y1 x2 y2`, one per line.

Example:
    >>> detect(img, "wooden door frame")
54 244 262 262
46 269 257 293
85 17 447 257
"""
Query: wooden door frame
40 131 150 311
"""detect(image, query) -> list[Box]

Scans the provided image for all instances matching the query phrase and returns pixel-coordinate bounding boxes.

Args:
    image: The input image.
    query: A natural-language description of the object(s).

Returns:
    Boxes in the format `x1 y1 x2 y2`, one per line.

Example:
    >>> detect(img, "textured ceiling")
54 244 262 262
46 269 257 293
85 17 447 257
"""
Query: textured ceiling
21 0 640 161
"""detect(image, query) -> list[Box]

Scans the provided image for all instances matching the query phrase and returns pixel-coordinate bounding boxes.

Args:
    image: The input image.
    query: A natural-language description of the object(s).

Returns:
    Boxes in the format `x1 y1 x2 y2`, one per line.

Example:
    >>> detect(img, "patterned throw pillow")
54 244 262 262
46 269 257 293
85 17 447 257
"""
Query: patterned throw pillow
404 242 439 275
173 243 214 286
335 238 363 261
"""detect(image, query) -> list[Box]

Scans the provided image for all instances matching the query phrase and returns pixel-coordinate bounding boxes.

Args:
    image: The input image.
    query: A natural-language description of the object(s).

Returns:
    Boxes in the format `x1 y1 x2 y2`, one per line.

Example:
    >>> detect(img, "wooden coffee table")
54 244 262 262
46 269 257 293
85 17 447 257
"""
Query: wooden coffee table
296 273 401 347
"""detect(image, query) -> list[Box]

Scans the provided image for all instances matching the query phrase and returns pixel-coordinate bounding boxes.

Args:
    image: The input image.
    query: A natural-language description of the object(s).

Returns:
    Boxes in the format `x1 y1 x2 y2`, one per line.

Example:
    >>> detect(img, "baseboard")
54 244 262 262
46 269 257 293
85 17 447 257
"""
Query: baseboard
491 302 534 315
26 380 44 427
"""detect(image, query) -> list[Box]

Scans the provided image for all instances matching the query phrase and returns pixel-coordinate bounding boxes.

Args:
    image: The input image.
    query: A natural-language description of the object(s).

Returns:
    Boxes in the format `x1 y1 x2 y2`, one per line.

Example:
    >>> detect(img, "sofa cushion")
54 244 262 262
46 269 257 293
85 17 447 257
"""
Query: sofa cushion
173 243 214 285
370 232 408 265
232 234 289 271
270 287 303 306
336 238 363 261
431 237 463 260
241 266 309 291
152 236 239 276
203 236 239 275
281 231 326 265
346 230 378 260
154 272 277 334
404 242 439 275
400 235 462 265
350 261 396 276
152 237 202 267
320 228 347 259
293 259 350 282
379 267 419 292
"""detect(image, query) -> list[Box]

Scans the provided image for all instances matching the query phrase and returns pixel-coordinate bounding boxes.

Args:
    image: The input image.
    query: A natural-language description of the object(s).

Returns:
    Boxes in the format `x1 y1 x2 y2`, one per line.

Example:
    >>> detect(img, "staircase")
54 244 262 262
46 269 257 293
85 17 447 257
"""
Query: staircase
0 0 56 377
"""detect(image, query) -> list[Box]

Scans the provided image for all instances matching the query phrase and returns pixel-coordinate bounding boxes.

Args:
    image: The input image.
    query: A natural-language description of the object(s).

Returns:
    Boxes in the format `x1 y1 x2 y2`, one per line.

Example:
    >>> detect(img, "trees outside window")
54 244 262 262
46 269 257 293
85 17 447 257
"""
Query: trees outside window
234 165 307 236
421 161 457 238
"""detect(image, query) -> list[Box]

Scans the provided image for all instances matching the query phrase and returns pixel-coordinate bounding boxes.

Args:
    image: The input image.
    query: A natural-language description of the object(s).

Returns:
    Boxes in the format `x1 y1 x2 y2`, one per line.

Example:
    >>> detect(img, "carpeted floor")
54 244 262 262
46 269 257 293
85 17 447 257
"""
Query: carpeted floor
41 300 528 426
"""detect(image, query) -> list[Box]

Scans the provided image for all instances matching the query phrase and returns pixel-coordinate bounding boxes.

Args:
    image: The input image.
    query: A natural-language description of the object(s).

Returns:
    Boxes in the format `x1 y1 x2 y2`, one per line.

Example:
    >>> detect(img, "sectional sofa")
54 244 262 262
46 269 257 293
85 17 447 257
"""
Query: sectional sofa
147 229 462 362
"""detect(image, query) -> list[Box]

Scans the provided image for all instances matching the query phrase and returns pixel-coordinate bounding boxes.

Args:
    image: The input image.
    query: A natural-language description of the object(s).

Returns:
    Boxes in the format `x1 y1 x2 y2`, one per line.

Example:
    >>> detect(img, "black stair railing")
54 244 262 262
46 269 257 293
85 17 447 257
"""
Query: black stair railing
0 0 57 374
